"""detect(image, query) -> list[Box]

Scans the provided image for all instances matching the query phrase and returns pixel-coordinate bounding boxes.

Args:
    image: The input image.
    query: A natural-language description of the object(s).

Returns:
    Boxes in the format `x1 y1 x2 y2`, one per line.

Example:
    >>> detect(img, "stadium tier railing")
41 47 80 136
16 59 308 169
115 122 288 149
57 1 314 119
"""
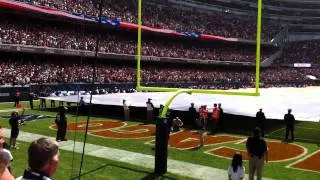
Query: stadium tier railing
0 44 258 66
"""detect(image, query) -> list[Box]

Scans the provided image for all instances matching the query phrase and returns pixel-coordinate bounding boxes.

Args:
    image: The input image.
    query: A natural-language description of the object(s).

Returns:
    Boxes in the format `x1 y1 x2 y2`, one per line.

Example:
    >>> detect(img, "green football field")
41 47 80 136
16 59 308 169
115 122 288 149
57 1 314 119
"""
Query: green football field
0 101 319 180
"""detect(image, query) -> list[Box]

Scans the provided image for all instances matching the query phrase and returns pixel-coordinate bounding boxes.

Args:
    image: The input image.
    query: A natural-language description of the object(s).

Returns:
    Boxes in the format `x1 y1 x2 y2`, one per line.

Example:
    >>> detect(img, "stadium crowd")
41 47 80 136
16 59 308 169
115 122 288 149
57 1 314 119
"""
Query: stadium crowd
0 59 319 88
14 0 282 40
0 18 269 62
278 40 320 64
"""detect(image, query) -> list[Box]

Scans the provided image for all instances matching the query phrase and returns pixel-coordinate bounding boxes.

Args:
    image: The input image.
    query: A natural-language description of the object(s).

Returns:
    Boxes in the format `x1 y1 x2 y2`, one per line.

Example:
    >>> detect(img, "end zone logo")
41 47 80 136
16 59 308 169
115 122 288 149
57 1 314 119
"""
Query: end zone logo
1 114 54 122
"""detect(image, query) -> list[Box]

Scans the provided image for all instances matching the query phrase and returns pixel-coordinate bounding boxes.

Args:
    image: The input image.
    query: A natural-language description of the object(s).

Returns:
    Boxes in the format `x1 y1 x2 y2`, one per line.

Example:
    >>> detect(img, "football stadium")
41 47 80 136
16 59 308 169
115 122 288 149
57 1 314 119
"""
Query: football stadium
0 0 320 179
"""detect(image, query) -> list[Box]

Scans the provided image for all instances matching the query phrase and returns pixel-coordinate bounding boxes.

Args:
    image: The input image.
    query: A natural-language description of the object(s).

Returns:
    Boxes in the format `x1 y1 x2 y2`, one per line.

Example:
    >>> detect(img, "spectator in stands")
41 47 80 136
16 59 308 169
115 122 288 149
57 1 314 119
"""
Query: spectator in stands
246 127 268 180
278 41 320 64
19 138 59 180
228 152 245 180
0 15 270 63
0 57 320 89
11 0 280 40
284 109 295 141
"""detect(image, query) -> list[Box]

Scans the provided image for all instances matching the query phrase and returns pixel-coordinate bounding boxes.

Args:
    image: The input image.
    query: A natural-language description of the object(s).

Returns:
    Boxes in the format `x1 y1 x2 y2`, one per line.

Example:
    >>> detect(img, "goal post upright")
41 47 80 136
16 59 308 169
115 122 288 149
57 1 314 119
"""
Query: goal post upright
136 0 142 90
136 0 263 174
255 0 262 95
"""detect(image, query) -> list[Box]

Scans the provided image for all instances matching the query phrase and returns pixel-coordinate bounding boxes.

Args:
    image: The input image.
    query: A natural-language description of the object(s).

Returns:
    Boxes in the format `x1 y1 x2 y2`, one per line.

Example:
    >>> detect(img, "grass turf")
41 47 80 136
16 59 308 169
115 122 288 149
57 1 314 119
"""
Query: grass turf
9 139 185 179
0 101 320 179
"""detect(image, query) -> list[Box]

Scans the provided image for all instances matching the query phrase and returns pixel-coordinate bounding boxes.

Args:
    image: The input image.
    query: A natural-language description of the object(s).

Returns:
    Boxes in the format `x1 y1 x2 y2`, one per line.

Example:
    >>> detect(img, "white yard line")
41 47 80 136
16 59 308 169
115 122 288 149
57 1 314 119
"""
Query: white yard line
3 128 273 180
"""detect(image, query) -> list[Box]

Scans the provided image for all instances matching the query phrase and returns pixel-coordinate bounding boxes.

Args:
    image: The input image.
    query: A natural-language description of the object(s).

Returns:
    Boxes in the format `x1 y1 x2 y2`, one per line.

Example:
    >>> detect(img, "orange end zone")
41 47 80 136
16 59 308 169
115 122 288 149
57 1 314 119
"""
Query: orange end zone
91 125 156 139
292 150 320 173
207 141 305 162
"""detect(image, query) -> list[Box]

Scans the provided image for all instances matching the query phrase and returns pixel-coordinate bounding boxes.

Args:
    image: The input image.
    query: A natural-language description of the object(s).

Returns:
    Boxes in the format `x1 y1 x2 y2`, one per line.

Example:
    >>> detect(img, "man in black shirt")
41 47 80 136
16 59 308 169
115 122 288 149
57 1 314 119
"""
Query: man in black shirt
146 98 154 122
13 90 20 108
56 106 68 141
218 103 224 130
9 108 25 149
284 109 295 141
28 92 35 110
188 103 198 129
79 97 87 115
246 127 268 180
256 109 266 137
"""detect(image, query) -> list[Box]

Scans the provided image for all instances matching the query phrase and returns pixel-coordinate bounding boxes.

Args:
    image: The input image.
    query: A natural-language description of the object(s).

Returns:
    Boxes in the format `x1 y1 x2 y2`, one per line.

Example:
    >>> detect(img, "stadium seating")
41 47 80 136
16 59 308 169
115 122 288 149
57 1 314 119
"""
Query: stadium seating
0 16 271 62
0 58 319 88
277 41 320 64
13 0 281 41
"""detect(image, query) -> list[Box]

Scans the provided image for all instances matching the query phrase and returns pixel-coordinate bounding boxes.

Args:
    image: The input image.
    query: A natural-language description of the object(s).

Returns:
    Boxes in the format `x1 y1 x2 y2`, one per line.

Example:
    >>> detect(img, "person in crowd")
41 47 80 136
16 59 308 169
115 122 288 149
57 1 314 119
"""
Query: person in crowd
228 153 245 180
210 103 220 134
19 138 59 180
146 98 154 122
246 127 268 180
9 108 25 149
188 103 198 129
0 127 13 173
0 58 319 88
171 117 184 132
284 109 295 141
123 99 130 121
55 106 68 141
256 109 266 137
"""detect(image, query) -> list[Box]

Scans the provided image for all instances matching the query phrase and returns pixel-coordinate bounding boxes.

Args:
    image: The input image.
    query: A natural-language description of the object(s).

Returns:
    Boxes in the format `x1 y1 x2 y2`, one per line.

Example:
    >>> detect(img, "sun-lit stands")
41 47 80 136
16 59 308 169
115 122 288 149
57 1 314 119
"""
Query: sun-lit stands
12 0 281 41
0 16 271 62
0 58 319 88
276 41 320 64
